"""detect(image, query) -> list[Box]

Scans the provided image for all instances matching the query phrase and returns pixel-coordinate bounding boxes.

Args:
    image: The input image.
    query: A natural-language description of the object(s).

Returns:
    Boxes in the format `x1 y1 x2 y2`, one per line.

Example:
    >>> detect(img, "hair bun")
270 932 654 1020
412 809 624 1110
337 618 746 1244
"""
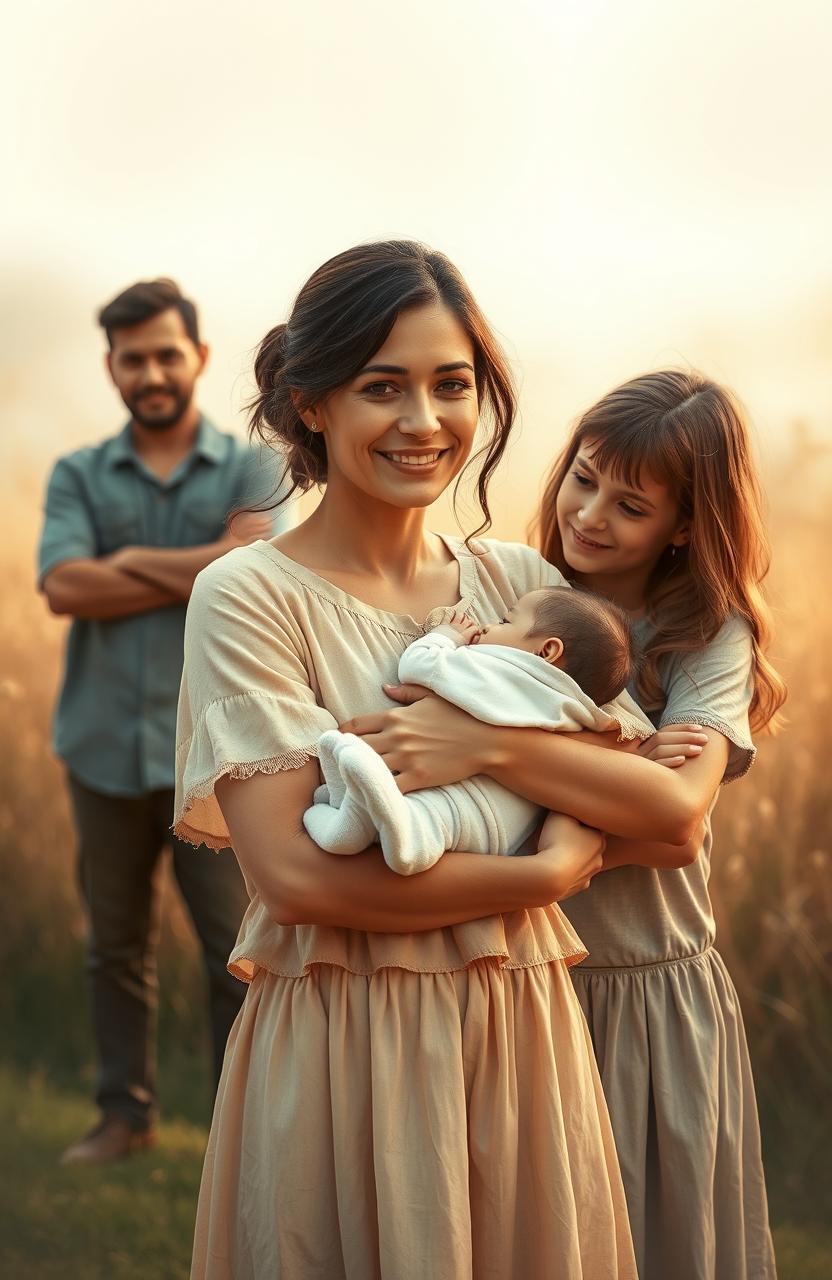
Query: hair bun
253 323 289 393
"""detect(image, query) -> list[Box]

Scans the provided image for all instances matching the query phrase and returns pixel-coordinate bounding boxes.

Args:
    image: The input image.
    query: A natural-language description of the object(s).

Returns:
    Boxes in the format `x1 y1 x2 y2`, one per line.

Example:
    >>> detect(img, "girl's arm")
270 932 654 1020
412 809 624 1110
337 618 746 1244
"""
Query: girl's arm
342 690 698 844
215 762 605 932
600 820 707 871
597 731 728 869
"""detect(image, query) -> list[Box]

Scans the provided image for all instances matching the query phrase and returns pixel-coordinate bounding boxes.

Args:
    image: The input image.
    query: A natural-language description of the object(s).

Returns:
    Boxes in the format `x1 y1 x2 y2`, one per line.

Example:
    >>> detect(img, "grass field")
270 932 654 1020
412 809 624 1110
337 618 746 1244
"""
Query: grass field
0 1067 203 1280
1 1066 831 1279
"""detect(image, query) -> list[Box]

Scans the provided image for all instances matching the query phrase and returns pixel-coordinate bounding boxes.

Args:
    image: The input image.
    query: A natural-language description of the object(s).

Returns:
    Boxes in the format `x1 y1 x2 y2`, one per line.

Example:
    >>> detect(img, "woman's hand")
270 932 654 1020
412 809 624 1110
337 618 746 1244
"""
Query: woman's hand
340 686 486 793
535 812 606 901
636 724 709 769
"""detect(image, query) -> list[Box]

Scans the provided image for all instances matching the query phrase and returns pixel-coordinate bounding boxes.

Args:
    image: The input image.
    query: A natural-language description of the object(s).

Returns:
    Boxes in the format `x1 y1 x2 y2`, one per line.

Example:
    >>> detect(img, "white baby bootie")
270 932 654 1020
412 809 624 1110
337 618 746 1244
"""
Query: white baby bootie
303 731 377 855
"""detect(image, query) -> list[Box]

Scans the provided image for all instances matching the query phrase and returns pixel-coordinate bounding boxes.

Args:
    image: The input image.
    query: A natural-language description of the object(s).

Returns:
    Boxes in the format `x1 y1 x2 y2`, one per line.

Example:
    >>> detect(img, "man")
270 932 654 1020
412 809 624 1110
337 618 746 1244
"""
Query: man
38 278 291 1164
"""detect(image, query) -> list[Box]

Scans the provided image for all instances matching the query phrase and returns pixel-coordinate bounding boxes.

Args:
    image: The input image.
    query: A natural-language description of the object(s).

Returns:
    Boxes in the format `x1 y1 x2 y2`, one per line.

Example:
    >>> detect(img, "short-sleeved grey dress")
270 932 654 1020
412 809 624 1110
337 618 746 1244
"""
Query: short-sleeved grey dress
174 536 638 1280
561 615 776 1280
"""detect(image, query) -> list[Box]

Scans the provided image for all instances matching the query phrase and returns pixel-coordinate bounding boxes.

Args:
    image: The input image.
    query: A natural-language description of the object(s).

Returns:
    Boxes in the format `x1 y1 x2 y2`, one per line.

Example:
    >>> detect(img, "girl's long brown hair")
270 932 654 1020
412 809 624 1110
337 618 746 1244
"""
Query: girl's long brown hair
533 370 786 732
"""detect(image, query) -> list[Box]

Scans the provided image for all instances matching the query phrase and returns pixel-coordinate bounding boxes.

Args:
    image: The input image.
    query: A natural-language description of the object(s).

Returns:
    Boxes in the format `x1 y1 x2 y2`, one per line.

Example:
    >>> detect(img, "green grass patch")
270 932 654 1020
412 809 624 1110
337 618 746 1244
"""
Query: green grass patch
0 1066 205 1279
0 1064 830 1279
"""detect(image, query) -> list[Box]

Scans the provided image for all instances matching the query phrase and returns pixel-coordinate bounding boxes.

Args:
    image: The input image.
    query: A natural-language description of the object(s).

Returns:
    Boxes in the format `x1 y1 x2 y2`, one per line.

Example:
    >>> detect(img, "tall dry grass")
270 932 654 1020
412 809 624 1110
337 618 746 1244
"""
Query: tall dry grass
0 470 211 1118
1 445 830 1219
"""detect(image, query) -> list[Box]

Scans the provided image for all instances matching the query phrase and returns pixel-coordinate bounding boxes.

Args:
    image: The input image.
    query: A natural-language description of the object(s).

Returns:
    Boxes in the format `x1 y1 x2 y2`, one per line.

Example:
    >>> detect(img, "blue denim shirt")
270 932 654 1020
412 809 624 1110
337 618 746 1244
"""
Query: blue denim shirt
38 417 292 796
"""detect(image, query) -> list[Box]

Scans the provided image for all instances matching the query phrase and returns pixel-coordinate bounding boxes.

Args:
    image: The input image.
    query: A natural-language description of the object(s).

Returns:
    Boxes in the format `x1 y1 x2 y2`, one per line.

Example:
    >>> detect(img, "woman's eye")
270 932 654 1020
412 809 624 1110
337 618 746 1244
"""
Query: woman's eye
436 378 470 394
362 381 398 397
572 471 593 487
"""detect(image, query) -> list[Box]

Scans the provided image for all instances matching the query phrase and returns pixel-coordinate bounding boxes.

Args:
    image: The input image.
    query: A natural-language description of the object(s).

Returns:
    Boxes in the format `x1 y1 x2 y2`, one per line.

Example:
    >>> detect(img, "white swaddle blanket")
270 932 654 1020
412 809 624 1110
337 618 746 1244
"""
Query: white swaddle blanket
303 625 653 875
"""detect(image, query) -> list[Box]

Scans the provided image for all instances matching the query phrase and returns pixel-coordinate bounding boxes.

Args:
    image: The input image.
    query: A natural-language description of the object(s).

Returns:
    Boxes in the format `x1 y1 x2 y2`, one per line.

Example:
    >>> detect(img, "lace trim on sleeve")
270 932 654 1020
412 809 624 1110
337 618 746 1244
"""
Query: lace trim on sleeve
660 711 756 784
173 746 319 849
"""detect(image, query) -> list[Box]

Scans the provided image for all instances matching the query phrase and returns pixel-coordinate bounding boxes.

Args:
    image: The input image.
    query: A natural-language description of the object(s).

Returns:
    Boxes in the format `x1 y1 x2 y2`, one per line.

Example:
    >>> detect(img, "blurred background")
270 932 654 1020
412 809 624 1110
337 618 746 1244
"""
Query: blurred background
2 0 831 1275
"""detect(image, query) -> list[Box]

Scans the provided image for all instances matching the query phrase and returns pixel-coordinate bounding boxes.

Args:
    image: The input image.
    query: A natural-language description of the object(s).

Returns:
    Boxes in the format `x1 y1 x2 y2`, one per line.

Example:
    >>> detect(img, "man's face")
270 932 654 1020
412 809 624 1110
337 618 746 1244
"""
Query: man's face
106 308 208 430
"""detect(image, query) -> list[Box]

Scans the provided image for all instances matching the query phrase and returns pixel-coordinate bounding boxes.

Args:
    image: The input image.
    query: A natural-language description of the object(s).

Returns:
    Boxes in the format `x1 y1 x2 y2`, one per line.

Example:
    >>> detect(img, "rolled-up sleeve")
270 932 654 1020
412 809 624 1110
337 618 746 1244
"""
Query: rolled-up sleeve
37 458 97 585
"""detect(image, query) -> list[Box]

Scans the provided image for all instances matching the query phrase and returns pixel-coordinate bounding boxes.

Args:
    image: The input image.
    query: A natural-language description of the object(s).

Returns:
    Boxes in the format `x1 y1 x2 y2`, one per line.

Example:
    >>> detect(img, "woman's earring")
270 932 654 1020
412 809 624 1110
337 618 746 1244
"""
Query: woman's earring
670 545 677 558
309 421 318 433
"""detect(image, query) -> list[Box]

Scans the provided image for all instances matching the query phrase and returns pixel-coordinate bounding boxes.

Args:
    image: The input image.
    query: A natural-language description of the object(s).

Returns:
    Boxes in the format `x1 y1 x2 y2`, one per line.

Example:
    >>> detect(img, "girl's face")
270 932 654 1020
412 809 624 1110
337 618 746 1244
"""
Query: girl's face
555 441 689 580
308 301 479 510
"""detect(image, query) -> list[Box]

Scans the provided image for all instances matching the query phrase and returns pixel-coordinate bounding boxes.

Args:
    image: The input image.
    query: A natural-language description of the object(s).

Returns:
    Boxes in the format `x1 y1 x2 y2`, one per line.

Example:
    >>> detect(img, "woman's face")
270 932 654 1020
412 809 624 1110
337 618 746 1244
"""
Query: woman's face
310 301 479 510
555 441 688 580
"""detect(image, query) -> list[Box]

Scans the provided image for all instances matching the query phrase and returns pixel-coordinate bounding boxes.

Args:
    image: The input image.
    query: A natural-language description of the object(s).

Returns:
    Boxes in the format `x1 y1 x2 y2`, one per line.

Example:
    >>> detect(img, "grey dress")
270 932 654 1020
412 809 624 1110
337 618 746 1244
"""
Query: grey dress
561 615 776 1280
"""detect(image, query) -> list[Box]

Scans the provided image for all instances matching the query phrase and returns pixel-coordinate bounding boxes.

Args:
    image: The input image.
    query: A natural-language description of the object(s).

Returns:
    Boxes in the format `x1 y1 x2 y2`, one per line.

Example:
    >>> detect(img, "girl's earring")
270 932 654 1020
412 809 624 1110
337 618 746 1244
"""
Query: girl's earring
309 421 318 433
670 545 677 558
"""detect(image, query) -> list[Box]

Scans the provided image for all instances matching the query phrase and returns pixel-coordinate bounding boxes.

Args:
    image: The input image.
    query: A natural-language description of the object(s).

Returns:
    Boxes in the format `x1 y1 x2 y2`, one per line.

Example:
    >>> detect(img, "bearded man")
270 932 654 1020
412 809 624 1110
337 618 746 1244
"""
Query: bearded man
38 278 291 1164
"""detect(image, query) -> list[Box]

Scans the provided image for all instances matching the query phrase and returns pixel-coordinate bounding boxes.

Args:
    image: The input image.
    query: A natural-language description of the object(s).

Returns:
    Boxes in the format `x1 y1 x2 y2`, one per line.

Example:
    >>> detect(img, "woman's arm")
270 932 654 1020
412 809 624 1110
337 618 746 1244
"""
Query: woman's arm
342 690 699 844
215 763 605 932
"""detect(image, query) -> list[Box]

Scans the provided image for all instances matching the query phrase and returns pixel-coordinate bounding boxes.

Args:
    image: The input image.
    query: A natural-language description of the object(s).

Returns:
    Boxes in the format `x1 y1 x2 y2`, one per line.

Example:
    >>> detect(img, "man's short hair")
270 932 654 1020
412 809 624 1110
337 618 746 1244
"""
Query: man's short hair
529 586 637 706
97 278 200 348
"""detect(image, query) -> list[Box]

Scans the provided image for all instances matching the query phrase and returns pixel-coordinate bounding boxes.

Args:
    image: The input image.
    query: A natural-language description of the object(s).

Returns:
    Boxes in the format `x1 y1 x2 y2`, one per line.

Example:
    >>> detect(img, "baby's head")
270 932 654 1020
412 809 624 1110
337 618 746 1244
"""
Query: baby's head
477 586 636 706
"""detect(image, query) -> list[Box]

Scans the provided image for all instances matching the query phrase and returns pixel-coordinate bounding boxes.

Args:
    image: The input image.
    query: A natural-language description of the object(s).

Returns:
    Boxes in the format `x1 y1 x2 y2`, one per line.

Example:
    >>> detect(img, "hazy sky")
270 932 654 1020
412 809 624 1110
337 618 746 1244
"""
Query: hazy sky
4 0 831 536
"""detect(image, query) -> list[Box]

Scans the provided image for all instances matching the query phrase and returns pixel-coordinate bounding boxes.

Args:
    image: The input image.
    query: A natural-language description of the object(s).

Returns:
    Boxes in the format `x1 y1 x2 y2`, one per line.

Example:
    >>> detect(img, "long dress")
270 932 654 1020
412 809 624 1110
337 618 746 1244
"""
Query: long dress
174 535 638 1280
562 614 777 1280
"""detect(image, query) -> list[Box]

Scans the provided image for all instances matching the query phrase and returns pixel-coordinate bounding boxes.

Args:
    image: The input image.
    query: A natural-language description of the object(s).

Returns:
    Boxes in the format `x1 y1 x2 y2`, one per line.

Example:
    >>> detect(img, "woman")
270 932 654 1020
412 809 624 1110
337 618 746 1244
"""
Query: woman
174 243 683 1278
370 371 785 1279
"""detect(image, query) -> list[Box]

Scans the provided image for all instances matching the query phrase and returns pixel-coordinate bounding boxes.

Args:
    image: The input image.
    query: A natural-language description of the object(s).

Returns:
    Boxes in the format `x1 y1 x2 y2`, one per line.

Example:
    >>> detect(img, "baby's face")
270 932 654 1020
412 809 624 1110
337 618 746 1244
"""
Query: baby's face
475 590 549 653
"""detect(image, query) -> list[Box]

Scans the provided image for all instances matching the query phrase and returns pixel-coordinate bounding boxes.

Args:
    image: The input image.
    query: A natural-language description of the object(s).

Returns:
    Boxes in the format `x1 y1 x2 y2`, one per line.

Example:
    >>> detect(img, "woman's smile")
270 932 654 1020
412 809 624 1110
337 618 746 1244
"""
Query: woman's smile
375 446 454 475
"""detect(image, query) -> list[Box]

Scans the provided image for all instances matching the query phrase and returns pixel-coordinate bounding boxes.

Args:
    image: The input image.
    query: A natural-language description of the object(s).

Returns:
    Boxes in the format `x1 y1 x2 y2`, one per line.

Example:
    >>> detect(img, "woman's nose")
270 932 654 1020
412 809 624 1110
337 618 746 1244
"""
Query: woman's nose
397 392 441 438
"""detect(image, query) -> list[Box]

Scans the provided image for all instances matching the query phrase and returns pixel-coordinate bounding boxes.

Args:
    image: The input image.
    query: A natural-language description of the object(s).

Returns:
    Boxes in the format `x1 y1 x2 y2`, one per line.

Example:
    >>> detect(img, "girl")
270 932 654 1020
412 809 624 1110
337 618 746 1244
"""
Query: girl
541 371 786 1280
175 242 688 1278
364 370 785 1279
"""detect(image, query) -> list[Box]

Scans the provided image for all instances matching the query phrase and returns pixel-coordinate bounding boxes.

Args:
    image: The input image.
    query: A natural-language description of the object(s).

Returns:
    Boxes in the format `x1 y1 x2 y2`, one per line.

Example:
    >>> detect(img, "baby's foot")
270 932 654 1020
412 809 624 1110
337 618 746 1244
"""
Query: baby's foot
316 730 349 808
336 736 444 875
304 732 378 854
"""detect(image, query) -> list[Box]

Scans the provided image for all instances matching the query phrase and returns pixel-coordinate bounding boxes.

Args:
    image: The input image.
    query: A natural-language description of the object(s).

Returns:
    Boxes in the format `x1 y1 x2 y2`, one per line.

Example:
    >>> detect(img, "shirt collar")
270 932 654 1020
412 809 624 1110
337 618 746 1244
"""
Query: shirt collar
107 424 135 468
106 415 223 469
192 417 226 465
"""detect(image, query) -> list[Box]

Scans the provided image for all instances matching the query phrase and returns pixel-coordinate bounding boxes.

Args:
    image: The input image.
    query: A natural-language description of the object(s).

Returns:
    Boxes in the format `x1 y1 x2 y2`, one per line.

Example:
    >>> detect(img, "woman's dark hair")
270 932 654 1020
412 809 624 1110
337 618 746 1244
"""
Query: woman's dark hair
97 278 200 348
249 240 517 539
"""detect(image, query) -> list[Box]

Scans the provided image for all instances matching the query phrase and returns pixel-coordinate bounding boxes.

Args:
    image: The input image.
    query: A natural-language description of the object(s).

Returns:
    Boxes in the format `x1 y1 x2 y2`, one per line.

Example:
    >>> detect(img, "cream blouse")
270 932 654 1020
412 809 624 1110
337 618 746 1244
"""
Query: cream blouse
174 534 645 982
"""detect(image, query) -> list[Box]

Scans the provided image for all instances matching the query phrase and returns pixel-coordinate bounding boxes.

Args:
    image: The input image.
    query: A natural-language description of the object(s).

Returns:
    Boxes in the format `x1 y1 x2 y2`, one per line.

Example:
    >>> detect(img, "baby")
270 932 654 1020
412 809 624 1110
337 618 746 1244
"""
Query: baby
303 586 654 875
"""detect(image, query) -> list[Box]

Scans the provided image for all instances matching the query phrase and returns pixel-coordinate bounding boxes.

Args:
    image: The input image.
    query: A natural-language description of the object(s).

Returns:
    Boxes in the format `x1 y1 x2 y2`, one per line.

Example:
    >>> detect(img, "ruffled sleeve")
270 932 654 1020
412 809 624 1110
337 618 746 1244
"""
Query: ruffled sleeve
659 614 756 783
173 548 337 848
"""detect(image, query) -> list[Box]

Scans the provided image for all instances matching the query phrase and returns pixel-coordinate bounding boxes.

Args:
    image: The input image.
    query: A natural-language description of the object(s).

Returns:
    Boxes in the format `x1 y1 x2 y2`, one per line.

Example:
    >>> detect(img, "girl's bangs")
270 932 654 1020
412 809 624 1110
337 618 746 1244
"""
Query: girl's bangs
581 419 683 494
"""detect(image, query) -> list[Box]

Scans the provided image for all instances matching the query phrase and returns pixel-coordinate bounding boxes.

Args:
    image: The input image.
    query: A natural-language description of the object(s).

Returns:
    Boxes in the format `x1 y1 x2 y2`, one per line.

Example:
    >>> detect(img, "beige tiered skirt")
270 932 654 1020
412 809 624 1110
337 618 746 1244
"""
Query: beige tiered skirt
191 956 638 1279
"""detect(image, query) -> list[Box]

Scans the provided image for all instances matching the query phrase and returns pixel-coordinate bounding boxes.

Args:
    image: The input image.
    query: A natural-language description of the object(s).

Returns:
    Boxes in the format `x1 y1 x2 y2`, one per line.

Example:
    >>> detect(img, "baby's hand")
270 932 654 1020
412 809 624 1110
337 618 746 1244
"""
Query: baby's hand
636 724 708 768
444 611 481 644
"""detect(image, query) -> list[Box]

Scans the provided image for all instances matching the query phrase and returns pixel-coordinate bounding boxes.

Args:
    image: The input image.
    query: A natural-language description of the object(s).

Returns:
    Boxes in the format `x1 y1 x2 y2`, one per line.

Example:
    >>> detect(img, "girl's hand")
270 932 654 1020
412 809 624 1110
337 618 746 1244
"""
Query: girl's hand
636 724 708 769
340 686 485 793
535 812 606 901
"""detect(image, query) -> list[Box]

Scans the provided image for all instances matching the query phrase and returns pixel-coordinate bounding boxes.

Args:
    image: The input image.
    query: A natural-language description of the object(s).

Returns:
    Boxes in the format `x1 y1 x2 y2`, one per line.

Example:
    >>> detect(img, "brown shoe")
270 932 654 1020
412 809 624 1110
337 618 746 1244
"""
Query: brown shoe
60 1114 157 1166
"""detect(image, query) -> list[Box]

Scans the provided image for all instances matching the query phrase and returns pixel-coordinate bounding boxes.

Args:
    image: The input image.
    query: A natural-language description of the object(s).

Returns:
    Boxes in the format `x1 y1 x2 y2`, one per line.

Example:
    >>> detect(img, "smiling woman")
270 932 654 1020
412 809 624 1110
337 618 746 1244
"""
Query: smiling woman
248 239 515 539
172 241 642 1278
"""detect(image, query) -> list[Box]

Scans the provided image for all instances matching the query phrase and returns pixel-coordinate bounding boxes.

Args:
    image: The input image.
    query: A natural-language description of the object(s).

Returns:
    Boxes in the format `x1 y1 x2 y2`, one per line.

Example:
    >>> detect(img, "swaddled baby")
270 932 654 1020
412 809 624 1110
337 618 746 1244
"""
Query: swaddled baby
303 585 652 874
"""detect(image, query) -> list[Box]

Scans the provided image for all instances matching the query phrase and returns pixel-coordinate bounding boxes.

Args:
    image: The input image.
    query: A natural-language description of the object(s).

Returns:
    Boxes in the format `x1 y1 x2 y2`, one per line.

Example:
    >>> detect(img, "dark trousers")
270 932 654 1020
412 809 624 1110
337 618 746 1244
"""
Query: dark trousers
68 776 250 1131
